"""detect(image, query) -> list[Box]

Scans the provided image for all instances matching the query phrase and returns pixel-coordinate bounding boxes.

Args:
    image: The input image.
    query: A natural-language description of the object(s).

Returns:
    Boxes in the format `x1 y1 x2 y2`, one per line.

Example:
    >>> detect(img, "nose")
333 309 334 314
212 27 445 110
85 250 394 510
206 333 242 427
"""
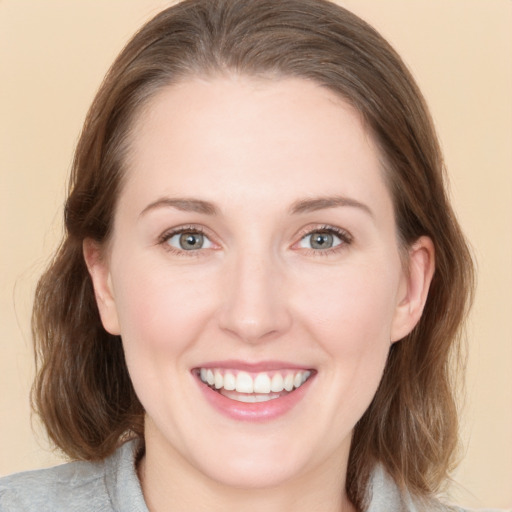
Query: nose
217 249 292 343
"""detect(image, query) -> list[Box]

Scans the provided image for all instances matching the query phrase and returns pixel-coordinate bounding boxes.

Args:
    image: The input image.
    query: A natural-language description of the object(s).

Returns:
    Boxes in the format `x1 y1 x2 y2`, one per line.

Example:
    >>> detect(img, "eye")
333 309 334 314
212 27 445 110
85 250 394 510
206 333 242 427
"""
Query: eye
298 227 351 251
164 230 213 251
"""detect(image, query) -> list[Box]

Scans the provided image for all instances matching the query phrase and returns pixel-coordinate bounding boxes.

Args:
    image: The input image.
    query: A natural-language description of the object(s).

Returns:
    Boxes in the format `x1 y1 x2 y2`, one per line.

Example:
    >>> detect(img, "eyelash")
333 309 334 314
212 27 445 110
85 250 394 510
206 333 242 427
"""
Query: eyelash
295 225 353 256
157 224 353 256
158 225 214 257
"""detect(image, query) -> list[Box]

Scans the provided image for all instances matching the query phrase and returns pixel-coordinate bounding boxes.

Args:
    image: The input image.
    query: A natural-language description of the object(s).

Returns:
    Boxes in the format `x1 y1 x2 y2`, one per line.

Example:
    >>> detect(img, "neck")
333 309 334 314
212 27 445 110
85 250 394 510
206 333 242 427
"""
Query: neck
138 429 356 512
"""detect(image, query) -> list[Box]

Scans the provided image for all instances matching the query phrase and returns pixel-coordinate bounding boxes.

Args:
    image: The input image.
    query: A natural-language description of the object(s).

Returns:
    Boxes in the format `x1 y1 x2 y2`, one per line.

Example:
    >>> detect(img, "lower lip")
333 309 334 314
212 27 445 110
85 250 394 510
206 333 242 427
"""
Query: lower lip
195 374 314 422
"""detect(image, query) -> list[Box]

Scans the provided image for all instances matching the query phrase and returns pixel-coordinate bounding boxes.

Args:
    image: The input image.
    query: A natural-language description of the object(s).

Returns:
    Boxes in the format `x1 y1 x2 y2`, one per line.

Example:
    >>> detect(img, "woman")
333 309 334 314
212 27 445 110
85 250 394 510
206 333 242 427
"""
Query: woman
0 0 493 510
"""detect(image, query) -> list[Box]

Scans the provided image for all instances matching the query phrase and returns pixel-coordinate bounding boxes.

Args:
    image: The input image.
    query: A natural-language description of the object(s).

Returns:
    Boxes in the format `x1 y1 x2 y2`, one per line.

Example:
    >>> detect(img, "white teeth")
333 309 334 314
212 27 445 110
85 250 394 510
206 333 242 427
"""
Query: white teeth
235 372 254 393
270 373 284 392
253 373 271 393
222 391 282 403
284 373 294 391
198 368 312 395
223 372 236 391
214 370 223 389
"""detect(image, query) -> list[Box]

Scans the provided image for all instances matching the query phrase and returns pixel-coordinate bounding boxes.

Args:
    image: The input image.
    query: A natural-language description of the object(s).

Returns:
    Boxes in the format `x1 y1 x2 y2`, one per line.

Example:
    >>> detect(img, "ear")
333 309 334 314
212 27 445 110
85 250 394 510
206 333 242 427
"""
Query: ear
83 238 121 335
391 236 435 343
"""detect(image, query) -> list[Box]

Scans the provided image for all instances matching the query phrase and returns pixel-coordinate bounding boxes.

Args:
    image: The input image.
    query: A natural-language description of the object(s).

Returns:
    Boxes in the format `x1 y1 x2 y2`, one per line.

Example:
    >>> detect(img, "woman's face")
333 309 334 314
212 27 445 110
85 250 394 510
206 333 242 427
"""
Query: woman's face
87 76 432 489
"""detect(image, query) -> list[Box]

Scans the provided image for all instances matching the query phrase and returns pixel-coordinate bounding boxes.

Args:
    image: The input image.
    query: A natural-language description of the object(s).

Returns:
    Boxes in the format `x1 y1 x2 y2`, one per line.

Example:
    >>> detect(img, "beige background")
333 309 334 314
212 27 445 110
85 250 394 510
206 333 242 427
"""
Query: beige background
1 0 511 508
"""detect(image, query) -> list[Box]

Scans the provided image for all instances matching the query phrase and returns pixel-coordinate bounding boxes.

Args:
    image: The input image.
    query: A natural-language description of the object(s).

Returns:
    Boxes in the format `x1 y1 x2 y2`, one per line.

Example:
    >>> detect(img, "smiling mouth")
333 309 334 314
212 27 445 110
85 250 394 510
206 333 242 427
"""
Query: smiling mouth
196 368 313 403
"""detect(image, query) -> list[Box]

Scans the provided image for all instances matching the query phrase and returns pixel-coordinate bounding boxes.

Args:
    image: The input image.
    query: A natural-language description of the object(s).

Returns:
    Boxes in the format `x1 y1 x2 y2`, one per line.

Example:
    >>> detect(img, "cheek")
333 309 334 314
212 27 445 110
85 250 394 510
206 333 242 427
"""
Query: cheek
297 259 401 354
110 257 217 355
306 262 400 414
108 257 220 420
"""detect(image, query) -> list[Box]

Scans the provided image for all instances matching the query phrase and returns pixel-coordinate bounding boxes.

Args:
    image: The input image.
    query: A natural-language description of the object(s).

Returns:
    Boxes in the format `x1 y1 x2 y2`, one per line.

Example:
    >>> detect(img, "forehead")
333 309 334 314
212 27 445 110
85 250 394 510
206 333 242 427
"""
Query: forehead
120 76 392 219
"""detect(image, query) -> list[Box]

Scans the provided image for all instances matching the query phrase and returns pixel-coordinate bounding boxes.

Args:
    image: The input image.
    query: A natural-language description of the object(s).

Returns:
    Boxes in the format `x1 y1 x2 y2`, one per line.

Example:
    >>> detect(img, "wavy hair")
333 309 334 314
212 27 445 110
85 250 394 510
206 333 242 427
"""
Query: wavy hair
31 0 474 509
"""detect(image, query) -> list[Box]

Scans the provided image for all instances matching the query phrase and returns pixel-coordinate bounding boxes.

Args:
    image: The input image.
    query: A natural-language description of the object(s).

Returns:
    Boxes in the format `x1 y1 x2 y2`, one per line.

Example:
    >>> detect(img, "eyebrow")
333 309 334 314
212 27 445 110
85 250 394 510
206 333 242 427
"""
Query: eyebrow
139 197 218 217
139 195 373 218
289 195 374 218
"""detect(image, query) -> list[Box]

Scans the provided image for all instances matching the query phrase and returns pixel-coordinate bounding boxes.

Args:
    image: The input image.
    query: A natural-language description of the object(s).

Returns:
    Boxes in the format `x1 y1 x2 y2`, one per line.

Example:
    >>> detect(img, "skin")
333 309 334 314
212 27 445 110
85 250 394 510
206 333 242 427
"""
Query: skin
84 76 434 512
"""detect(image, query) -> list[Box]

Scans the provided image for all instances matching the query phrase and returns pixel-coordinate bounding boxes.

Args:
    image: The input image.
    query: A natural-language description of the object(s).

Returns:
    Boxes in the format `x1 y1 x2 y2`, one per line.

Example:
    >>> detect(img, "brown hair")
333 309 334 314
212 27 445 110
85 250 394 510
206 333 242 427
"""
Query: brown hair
31 0 474 509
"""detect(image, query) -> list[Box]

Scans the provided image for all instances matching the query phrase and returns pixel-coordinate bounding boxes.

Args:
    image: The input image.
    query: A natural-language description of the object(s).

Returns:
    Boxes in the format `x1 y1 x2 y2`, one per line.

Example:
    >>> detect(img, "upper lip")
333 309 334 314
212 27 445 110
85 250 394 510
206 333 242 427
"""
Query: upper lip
193 360 313 372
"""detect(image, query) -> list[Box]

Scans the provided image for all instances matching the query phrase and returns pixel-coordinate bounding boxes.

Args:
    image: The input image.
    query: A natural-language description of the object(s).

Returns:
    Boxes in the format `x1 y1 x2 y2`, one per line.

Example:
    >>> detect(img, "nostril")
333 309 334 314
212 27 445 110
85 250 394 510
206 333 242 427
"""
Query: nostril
219 320 282 344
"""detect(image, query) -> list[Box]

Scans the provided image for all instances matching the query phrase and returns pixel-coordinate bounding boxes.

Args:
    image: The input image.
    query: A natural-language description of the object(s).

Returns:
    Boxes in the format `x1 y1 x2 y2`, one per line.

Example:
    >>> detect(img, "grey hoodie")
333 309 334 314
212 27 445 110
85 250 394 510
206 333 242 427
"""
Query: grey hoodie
0 440 506 512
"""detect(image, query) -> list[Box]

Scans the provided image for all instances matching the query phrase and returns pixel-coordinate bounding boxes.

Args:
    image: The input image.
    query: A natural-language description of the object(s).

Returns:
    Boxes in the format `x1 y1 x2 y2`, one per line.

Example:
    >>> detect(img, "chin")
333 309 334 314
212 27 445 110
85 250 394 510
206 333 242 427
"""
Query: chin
195 452 306 490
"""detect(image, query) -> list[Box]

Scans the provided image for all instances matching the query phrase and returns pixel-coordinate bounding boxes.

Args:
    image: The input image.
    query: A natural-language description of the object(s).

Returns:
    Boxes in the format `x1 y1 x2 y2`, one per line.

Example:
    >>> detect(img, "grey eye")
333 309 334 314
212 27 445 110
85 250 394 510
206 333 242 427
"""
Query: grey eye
167 232 212 251
180 233 204 250
299 231 341 250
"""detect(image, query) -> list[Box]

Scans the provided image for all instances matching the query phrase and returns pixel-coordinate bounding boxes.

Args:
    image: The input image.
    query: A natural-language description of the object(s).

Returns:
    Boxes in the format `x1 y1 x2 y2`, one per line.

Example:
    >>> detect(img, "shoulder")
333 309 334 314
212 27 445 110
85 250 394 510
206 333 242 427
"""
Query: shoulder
0 457 109 512
367 464 510 512
0 440 147 512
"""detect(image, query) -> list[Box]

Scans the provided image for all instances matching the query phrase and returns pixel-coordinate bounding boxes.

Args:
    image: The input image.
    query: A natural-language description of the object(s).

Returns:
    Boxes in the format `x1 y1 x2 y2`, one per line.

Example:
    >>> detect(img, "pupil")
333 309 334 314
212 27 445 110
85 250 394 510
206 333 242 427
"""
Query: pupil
311 232 333 249
180 232 203 250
